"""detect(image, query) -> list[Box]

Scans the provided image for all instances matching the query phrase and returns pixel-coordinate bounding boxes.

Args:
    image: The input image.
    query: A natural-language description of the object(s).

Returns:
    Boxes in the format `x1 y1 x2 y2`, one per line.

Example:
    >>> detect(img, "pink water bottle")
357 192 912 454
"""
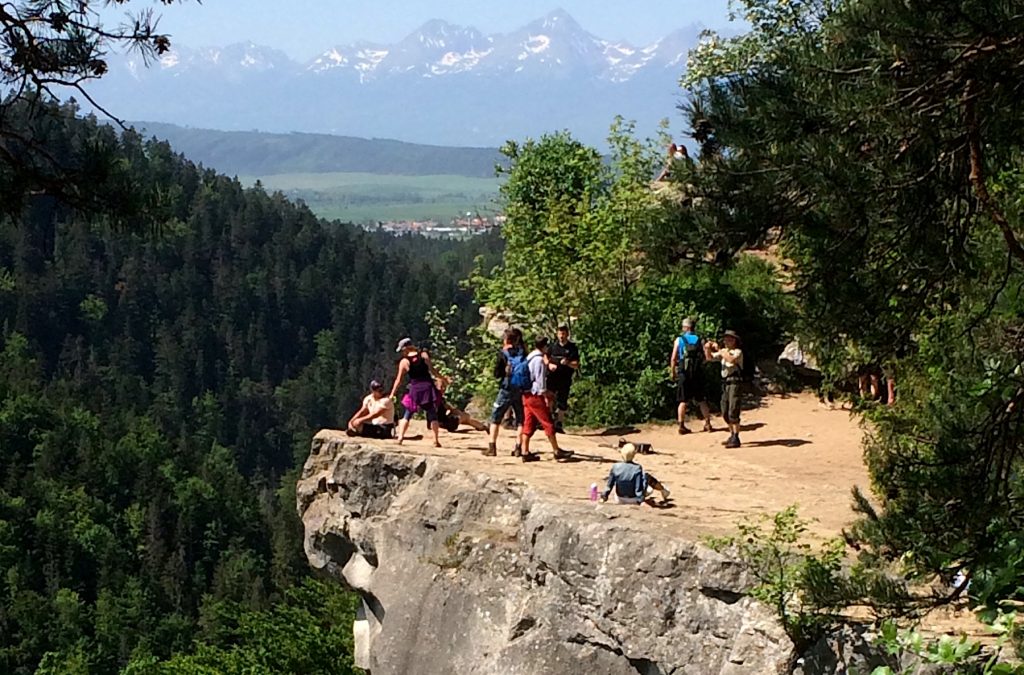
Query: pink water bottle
589 483 599 502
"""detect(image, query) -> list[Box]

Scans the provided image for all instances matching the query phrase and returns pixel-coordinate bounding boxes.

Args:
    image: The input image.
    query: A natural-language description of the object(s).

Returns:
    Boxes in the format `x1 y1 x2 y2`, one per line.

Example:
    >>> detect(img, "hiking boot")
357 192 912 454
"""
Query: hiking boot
677 424 690 435
521 452 540 463
703 419 713 433
660 487 672 502
724 434 741 449
483 443 497 457
553 449 574 461
554 421 565 434
511 443 522 457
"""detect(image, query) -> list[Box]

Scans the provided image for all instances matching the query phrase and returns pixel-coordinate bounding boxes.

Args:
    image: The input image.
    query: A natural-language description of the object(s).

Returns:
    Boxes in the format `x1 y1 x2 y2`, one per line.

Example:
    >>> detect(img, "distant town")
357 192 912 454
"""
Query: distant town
370 213 506 237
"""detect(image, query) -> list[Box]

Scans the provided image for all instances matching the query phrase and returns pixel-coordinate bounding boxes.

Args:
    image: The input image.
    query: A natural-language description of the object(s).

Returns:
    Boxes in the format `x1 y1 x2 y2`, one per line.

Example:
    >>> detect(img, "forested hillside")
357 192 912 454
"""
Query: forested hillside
0 101 502 673
132 122 502 178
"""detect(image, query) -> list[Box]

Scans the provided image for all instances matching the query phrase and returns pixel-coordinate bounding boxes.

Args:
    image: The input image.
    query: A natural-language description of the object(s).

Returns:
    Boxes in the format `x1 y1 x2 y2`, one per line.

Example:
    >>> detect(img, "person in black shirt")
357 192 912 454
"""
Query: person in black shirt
546 323 580 432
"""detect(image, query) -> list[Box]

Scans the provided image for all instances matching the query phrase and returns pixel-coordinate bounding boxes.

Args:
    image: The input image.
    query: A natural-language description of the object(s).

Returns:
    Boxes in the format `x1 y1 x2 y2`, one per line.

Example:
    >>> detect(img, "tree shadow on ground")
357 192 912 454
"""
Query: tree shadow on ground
556 452 616 464
707 422 766 433
577 426 642 437
741 438 811 448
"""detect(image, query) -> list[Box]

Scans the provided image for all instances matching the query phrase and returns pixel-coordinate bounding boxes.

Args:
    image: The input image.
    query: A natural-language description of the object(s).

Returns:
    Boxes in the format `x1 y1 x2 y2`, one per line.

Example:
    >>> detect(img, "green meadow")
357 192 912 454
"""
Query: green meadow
241 172 504 223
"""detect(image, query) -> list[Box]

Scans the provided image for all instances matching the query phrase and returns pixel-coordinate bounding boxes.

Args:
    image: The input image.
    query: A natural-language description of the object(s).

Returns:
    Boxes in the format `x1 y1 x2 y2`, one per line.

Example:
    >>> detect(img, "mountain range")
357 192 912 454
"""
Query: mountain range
89 9 705 146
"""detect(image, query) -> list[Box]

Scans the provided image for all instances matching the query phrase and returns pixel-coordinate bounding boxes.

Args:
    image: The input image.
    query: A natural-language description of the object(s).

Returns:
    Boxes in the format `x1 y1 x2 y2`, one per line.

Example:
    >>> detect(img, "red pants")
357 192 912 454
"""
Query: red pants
522 393 556 438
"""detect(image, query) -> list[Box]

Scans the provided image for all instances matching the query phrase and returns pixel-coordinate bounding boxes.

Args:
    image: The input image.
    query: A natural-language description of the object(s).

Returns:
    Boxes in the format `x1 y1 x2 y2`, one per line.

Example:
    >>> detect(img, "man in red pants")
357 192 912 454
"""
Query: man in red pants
519 336 574 463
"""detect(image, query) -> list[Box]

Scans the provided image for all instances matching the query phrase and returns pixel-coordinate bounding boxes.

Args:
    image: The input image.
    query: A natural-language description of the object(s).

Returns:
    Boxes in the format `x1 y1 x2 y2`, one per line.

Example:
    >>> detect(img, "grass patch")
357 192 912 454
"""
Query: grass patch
240 172 504 224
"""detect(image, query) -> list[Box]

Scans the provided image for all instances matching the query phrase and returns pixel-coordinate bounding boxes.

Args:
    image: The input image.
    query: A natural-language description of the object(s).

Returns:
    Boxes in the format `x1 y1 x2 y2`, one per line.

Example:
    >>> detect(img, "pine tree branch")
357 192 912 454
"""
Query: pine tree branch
963 79 1024 267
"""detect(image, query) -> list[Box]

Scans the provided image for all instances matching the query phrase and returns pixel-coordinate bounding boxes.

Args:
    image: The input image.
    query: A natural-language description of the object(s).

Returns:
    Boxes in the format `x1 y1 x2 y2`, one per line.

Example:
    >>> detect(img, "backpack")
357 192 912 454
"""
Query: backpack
506 349 535 391
677 334 702 370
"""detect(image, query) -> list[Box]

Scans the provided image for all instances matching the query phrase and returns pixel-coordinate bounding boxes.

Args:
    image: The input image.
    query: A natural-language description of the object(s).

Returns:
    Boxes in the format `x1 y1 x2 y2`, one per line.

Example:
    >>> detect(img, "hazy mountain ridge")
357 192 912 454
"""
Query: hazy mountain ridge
130 121 502 177
90 9 706 145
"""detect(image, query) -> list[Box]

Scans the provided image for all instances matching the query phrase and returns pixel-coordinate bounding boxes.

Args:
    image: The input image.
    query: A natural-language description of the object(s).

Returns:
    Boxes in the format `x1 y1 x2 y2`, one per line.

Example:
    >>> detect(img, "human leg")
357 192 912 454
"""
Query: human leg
553 380 571 430
396 414 412 445
425 405 441 447
722 382 742 448
525 394 571 459
700 401 713 431
676 378 690 433
486 389 514 455
646 473 671 501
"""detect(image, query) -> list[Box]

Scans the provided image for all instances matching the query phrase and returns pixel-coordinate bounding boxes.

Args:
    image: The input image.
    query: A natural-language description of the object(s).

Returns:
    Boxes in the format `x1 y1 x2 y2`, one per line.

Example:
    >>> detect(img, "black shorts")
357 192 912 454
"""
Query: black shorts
721 381 742 424
357 423 395 440
547 376 572 411
677 374 706 404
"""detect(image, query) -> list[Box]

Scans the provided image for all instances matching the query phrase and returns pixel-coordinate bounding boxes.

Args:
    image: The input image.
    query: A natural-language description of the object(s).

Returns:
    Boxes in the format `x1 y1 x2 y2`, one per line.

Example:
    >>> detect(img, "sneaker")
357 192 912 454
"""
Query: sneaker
511 443 522 457
553 449 574 461
678 424 690 435
660 487 672 502
724 434 741 449
703 420 713 433
521 452 540 463
554 421 565 434
483 443 497 457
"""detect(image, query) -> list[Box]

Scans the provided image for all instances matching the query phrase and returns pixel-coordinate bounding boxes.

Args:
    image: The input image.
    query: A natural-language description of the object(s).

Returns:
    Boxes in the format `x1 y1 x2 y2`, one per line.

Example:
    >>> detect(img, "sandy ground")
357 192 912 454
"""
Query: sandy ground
332 393 999 638
340 392 873 541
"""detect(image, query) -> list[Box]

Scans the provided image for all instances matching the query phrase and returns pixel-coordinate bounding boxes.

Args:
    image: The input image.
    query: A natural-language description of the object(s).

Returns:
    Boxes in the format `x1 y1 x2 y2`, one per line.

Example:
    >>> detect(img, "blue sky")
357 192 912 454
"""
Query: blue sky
100 1 735 60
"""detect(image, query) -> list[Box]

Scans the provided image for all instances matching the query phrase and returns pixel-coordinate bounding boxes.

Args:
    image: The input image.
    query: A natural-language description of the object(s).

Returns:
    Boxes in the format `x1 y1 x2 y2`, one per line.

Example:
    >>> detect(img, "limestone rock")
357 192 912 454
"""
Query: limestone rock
298 430 795 674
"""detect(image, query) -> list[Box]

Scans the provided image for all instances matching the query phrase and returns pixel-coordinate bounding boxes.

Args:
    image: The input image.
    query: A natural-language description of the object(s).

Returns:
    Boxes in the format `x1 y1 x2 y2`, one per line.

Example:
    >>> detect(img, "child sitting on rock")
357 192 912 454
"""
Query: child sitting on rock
600 443 671 505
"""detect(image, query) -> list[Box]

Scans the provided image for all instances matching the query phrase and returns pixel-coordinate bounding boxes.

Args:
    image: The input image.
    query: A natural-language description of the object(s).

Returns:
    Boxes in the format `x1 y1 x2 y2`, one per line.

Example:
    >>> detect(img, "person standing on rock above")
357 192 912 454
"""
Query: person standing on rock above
670 317 713 434
346 380 396 439
519 336 574 463
600 443 671 505
705 330 745 449
485 328 526 457
546 323 580 433
389 337 442 447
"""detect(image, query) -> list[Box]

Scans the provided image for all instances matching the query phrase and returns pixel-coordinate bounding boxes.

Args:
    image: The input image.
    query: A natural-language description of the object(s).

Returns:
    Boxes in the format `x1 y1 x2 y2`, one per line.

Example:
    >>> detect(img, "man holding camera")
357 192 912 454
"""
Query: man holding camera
546 323 580 433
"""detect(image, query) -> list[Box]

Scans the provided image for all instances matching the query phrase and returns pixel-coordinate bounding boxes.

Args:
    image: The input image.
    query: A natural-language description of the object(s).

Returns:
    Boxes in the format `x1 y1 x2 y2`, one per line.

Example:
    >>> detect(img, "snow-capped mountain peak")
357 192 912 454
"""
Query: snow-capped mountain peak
139 12 698 83
93 11 708 147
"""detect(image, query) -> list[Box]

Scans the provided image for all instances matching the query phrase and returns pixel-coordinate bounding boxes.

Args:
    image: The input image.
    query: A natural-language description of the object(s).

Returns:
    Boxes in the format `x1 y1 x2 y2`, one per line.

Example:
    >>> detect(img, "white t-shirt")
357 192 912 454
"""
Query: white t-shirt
712 348 744 379
363 394 395 425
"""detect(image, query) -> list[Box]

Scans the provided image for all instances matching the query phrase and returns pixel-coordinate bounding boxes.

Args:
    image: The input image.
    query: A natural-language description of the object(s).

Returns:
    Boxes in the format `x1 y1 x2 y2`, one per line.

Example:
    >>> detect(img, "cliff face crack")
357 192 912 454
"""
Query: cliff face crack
700 586 745 605
567 631 623 656
566 633 661 675
509 616 537 641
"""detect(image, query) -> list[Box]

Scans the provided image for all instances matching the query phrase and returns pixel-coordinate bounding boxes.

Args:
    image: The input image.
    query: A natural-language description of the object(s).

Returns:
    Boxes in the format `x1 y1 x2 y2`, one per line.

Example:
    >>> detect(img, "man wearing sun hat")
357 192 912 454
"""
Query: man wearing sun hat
346 379 396 439
705 329 745 448
599 442 671 504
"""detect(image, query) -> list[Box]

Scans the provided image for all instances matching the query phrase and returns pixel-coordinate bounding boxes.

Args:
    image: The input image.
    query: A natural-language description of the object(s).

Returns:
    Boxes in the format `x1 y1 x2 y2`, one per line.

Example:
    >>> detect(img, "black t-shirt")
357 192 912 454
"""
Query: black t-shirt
548 340 579 383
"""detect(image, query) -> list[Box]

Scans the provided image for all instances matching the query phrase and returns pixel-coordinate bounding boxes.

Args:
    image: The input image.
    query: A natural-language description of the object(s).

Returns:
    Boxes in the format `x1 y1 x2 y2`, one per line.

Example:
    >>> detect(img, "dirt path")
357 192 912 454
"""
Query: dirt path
338 393 873 541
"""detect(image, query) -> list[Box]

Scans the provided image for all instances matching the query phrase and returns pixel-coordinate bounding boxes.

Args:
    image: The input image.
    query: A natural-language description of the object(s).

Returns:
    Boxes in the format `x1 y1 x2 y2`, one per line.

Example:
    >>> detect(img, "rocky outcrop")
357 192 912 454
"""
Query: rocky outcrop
297 430 795 674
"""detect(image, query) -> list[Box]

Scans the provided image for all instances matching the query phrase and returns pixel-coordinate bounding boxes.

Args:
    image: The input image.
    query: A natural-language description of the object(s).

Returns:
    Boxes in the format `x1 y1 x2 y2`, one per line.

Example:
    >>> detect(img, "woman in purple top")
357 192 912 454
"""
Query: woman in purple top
389 337 443 447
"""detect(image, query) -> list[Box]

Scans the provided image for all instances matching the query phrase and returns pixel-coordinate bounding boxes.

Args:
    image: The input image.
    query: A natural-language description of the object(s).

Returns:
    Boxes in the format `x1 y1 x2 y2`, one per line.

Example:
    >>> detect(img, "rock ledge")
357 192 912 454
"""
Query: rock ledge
298 430 796 674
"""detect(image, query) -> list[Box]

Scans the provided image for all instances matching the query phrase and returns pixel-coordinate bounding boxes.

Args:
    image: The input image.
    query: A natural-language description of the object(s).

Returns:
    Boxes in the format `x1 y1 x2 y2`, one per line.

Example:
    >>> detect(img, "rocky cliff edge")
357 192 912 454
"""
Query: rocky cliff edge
297 430 797 675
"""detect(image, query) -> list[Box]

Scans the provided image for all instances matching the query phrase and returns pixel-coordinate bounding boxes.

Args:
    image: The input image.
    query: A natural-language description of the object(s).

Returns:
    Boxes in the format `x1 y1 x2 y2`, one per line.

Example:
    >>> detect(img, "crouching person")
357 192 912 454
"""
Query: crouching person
436 376 488 433
600 443 671 505
347 380 396 439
